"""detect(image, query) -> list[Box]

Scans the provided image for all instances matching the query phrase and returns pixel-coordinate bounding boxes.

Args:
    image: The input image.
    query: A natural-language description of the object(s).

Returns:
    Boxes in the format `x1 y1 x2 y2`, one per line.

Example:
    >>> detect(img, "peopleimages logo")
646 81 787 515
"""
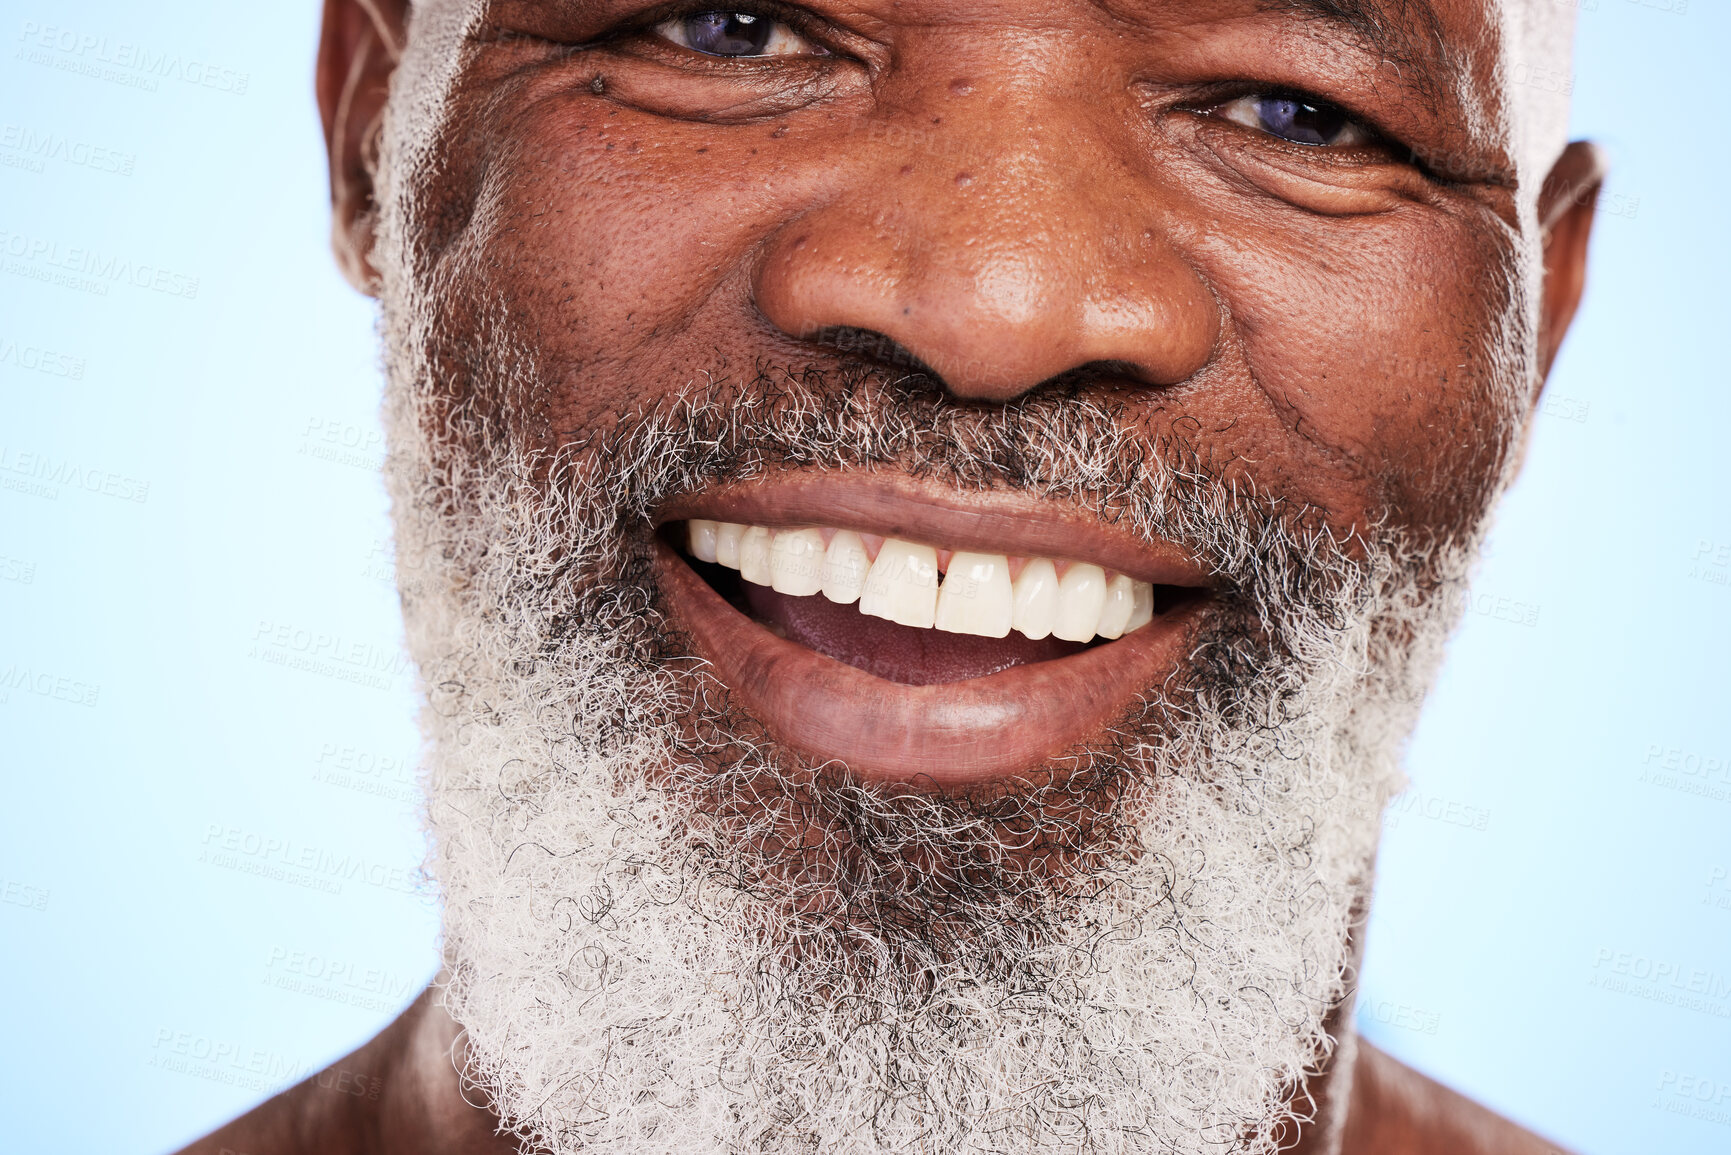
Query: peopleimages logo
147 1028 309 1096
0 662 101 708
0 333 85 380
0 444 150 503
1653 1070 1731 1129
199 823 426 900
15 21 250 95
247 619 413 693
0 124 135 176
0 228 199 300
263 945 419 1014
1590 948 1731 1018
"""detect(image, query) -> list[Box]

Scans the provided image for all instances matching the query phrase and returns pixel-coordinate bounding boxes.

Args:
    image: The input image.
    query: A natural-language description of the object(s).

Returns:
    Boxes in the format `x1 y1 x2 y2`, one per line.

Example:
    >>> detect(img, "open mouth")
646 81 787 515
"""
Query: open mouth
673 520 1200 686
653 476 1213 785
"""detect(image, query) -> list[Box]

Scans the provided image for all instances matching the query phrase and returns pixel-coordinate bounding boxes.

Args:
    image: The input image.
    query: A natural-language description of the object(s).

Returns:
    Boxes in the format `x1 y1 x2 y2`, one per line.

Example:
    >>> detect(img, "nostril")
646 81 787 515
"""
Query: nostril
1039 359 1155 392
799 327 1159 403
806 325 944 383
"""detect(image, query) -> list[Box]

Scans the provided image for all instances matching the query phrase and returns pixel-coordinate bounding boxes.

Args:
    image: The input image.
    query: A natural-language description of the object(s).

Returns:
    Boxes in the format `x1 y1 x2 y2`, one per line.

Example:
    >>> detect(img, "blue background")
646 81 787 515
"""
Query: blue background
1 2 1726 1152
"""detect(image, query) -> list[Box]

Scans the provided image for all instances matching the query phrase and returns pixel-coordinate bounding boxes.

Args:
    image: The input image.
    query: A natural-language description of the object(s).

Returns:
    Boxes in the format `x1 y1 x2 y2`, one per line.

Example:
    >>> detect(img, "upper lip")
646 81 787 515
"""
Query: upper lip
654 470 1214 587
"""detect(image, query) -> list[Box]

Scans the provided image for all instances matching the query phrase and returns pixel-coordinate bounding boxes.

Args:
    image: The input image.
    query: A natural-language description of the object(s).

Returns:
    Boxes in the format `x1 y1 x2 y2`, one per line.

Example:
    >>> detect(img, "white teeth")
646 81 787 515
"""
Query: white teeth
738 525 773 586
1127 580 1154 633
822 530 871 605
769 528 826 596
714 522 745 569
859 538 939 629
687 519 720 564
688 521 1168 643
1096 573 1136 639
1010 557 1060 640
1052 563 1108 642
933 552 1013 638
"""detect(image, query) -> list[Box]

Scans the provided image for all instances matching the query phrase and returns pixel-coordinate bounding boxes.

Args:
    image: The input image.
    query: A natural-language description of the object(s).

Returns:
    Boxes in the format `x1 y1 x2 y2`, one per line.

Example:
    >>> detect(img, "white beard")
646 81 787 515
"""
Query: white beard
367 8 1490 1150
373 352 1469 1155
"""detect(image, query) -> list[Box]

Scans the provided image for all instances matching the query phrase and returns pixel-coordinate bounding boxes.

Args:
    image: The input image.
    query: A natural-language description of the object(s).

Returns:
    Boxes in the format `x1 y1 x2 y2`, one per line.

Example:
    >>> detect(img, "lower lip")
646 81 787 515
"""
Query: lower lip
654 540 1203 787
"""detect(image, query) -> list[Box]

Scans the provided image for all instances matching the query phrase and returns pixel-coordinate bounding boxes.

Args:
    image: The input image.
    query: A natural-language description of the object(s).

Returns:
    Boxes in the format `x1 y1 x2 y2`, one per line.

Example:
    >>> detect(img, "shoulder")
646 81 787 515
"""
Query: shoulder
1341 1039 1576 1155
172 987 514 1155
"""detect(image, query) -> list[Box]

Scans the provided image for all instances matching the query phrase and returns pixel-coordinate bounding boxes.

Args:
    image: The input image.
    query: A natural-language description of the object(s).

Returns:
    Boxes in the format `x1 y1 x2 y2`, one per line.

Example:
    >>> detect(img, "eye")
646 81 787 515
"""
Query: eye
653 11 828 58
1210 93 1375 147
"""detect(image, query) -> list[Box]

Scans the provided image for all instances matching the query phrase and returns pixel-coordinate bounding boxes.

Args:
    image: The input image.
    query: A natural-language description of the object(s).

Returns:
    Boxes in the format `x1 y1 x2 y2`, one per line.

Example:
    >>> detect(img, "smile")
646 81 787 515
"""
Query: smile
654 474 1213 785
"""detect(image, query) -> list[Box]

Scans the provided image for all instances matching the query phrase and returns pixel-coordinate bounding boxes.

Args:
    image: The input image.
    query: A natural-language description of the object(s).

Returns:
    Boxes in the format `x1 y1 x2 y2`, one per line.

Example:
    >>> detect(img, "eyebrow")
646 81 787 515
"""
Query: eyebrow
1258 0 1445 72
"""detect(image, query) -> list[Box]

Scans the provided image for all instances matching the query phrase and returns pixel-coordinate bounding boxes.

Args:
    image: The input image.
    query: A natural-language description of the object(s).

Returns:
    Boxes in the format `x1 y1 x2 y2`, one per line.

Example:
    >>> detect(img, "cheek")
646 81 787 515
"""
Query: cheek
440 90 814 370
1199 205 1522 532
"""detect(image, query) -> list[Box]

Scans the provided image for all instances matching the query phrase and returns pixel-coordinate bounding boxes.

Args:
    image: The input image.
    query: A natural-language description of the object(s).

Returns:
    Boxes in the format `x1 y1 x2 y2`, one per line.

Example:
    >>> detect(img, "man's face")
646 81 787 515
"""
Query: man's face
391 0 1542 767
347 0 1584 1151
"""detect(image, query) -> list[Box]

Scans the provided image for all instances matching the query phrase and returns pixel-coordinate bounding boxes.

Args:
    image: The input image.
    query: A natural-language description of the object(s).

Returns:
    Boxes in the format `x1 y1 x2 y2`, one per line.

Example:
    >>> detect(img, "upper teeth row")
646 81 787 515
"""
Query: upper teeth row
685 520 1156 643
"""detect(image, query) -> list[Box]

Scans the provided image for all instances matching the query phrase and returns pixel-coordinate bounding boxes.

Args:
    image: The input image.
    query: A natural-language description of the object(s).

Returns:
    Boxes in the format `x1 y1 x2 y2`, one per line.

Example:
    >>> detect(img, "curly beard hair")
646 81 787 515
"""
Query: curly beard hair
376 302 1473 1153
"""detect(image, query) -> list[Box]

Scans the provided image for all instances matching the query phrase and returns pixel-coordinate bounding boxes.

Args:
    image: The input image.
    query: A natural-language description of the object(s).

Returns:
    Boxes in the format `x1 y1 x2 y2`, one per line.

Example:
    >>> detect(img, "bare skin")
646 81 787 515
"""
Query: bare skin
174 0 1603 1150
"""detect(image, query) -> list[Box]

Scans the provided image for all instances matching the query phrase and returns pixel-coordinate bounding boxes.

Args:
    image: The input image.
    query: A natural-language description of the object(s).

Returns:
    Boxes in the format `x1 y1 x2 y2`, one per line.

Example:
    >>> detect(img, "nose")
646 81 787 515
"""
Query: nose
752 101 1218 402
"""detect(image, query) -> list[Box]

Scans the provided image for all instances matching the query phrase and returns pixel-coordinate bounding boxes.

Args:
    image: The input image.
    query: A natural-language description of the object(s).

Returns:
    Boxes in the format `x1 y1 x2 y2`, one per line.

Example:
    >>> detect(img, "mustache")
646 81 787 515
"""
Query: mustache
432 357 1381 609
